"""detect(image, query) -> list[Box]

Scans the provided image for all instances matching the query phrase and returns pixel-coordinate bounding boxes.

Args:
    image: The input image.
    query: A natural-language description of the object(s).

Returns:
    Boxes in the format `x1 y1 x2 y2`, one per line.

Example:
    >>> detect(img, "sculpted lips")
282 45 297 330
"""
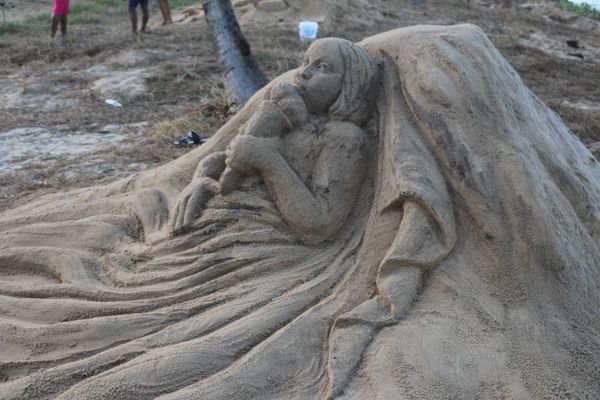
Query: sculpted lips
293 75 306 92
294 81 306 93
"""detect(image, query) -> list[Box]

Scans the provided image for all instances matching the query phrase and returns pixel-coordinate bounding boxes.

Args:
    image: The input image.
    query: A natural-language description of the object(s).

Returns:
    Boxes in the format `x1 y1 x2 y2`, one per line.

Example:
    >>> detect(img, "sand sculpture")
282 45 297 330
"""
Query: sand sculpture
1 25 599 399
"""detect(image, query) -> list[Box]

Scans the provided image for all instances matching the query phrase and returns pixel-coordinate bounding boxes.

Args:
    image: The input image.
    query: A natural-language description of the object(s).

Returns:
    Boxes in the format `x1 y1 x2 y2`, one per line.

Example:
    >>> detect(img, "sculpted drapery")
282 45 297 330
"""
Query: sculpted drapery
1 25 599 399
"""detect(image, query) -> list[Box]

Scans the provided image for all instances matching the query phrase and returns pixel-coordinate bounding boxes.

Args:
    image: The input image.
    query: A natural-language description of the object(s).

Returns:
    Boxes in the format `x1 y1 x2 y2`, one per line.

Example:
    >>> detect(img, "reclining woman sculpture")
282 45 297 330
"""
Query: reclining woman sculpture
169 38 376 241
0 25 599 399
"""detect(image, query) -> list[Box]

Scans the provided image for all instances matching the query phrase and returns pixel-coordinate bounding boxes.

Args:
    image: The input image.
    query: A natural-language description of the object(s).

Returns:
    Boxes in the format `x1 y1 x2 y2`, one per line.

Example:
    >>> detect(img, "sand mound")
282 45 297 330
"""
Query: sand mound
0 24 599 399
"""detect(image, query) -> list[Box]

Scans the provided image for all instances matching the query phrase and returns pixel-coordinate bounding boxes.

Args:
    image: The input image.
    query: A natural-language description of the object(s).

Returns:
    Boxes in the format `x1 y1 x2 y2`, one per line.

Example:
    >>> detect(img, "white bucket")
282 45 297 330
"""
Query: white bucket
298 20 319 41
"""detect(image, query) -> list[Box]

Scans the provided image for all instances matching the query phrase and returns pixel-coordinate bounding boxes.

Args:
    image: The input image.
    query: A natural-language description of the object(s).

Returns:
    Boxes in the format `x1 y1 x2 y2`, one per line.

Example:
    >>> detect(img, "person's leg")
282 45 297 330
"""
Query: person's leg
140 1 149 33
51 15 60 37
157 0 166 24
157 0 172 25
164 0 173 25
128 8 137 32
60 14 67 36
60 0 69 36
128 0 138 33
51 0 59 37
129 7 138 33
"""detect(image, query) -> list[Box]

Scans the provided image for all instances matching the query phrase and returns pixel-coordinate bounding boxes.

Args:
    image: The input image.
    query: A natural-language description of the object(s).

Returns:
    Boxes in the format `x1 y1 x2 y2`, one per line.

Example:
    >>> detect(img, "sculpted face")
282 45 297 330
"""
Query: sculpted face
295 40 344 115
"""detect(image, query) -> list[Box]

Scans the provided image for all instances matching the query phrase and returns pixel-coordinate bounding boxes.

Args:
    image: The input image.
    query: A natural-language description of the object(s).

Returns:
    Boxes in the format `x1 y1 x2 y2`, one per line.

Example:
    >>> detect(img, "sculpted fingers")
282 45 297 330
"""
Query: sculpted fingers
171 192 191 235
169 201 180 235
183 191 204 229
172 181 217 235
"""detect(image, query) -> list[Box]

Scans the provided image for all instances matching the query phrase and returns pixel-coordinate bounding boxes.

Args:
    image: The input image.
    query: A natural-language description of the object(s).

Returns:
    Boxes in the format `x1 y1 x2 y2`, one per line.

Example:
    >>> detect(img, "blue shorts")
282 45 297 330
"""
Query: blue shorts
129 0 148 8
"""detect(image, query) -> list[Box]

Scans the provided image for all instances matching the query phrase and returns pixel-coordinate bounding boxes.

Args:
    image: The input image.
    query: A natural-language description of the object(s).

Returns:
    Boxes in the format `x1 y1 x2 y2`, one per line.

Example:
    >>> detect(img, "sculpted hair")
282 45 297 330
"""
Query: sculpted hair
326 38 378 126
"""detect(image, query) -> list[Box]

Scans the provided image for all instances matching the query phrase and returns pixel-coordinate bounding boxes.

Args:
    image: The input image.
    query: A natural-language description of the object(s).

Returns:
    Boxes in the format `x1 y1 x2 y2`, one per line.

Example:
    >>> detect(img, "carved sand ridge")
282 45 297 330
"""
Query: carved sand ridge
1 25 599 399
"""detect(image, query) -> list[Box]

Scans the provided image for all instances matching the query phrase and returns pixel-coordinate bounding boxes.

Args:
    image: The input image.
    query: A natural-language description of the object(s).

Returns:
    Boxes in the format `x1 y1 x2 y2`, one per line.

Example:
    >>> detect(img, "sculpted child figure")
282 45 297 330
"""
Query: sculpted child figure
171 38 377 243
170 81 308 234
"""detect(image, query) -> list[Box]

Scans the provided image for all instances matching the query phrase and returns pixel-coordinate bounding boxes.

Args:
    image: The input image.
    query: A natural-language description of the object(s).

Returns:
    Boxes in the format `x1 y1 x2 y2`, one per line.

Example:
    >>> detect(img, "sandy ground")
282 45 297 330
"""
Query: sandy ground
0 0 599 211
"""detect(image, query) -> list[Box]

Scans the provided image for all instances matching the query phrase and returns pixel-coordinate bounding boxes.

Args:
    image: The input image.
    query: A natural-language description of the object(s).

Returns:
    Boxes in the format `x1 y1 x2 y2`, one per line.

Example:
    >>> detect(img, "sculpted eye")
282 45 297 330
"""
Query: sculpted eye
318 63 332 72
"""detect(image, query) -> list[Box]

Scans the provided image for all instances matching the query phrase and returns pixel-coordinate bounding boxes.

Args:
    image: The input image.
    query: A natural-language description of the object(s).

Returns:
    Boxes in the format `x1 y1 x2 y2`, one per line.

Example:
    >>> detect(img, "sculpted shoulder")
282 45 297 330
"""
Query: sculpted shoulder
322 121 367 151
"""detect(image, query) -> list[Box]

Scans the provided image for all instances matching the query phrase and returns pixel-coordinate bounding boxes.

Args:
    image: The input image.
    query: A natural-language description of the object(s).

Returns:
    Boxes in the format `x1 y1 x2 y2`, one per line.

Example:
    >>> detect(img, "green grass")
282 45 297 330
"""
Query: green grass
0 21 25 35
96 0 123 7
31 12 53 23
69 13 102 25
0 2 112 36
148 0 199 14
557 0 600 20
70 3 104 14
0 0 202 36
69 4 103 25
169 0 200 8
0 12 50 36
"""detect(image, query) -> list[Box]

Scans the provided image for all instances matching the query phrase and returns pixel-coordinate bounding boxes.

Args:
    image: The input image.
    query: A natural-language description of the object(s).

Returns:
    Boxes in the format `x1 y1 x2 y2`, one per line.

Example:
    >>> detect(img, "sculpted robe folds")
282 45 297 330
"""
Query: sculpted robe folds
1 25 599 399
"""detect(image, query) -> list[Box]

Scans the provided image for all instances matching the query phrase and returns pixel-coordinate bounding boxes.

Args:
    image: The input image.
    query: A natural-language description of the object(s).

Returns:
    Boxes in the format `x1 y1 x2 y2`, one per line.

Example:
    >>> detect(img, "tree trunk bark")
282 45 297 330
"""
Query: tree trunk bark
203 0 269 107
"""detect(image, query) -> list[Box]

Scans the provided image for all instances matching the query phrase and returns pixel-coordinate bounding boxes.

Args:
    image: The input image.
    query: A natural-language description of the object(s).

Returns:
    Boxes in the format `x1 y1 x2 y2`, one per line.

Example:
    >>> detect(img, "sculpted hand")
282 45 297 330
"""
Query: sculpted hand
224 135 278 176
170 179 218 236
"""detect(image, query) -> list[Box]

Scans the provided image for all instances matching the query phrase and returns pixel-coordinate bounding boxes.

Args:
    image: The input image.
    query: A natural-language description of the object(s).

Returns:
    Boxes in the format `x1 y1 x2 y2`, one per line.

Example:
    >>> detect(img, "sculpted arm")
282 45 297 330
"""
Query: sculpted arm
228 122 367 243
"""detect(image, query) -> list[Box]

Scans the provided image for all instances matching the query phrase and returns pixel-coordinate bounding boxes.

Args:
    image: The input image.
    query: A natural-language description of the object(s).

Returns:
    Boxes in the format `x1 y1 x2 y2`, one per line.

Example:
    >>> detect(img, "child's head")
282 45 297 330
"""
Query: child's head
296 38 377 126
267 82 307 128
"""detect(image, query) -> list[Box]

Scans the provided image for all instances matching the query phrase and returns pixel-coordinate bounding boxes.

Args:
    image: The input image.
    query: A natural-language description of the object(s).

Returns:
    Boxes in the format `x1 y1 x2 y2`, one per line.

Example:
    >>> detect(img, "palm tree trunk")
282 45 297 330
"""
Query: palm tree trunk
202 0 269 107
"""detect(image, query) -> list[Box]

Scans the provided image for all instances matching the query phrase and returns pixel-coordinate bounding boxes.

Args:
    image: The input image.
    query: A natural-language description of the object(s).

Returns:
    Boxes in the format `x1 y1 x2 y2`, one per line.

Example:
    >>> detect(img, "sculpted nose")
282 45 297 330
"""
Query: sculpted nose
300 67 311 80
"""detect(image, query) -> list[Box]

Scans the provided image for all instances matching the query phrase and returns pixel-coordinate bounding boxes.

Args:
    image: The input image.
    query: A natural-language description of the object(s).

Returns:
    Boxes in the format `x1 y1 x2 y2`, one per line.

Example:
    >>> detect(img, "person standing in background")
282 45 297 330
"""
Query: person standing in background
157 0 173 25
51 0 69 37
129 0 149 33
